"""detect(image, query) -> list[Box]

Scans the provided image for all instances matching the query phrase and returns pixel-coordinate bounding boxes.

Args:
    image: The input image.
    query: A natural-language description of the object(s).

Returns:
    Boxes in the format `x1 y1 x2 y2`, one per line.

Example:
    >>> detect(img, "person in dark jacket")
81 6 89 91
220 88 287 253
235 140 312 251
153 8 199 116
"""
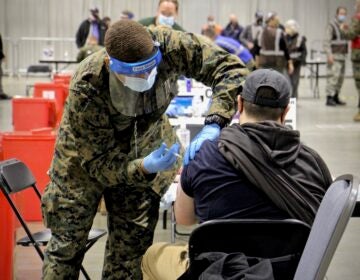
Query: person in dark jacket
75 7 107 48
221 14 243 42
141 69 332 280
0 33 11 100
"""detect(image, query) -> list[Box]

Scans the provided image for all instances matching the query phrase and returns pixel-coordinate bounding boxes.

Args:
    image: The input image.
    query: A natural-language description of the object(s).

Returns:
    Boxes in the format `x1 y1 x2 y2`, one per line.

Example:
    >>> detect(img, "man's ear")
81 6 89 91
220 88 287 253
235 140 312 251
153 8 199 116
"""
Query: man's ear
237 95 244 113
280 105 291 124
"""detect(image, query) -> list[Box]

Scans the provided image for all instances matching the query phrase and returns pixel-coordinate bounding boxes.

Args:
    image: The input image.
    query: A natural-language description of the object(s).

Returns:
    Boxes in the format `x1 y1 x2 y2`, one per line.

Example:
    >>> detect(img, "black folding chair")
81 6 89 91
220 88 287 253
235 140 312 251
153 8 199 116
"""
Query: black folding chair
187 219 311 279
0 158 107 280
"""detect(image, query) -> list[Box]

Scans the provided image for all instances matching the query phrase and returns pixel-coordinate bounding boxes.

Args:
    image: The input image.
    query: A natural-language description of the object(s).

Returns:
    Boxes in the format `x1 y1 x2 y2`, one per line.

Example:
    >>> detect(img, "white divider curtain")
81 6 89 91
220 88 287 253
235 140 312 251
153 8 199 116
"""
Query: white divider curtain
0 0 355 74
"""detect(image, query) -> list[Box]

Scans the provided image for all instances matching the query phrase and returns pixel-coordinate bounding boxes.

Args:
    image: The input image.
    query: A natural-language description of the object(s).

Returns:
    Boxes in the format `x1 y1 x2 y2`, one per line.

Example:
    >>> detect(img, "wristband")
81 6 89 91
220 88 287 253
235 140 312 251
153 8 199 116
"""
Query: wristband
204 114 229 129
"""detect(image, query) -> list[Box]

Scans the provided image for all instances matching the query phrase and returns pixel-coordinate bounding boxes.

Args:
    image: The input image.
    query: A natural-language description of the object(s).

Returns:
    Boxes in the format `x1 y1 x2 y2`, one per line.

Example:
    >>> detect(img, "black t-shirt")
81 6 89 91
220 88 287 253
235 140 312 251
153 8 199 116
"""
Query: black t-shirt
181 139 288 223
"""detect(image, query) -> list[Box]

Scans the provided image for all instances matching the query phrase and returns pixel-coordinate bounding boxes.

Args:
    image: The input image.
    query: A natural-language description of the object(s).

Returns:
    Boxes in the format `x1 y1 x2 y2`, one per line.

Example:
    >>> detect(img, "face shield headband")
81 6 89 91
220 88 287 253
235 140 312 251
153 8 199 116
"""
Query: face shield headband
108 47 162 75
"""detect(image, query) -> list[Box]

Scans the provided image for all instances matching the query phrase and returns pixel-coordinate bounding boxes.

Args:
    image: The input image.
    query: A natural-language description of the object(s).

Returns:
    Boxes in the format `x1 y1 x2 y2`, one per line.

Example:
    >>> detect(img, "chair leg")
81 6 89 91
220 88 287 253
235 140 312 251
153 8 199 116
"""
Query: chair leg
80 265 91 280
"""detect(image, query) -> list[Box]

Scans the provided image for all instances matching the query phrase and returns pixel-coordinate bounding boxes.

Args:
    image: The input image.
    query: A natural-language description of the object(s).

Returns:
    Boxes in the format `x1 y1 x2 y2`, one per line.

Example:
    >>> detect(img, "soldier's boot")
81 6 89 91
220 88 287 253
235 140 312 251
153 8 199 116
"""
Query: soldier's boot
333 92 346 105
353 111 360 122
326 95 337 106
354 103 360 122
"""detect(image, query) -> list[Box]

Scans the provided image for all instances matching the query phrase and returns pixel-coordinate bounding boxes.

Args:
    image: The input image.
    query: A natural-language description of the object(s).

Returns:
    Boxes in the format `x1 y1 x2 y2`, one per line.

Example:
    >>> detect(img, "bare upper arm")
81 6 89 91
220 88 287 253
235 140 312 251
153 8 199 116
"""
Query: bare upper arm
174 182 197 226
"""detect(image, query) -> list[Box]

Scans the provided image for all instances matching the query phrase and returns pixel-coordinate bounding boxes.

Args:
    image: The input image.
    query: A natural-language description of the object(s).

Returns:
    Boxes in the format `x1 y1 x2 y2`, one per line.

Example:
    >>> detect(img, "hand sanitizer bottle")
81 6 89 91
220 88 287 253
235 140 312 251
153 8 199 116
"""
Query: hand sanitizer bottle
176 120 190 148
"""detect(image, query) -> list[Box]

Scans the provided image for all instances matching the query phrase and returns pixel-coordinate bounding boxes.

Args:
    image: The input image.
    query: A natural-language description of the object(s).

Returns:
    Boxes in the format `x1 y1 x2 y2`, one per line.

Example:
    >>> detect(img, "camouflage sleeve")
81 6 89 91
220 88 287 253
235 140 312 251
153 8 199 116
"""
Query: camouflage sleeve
150 26 250 120
342 17 360 40
68 81 155 187
323 23 333 56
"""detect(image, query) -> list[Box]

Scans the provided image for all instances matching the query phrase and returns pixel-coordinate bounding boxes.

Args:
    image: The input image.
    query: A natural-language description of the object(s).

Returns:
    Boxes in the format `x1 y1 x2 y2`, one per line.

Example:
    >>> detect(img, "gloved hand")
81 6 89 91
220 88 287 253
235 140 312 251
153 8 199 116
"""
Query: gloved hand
143 142 180 174
165 104 185 118
183 124 220 165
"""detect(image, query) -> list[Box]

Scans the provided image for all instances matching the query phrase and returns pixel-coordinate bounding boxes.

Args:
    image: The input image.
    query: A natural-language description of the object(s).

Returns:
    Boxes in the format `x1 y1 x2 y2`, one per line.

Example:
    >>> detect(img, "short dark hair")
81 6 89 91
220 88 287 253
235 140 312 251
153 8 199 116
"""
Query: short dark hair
104 20 154 62
159 0 179 12
243 86 286 121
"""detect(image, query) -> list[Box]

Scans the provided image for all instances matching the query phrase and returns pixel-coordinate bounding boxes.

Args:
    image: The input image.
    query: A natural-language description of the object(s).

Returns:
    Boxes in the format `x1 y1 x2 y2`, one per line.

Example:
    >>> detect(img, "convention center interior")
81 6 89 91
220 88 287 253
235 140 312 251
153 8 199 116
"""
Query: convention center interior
1 0 360 279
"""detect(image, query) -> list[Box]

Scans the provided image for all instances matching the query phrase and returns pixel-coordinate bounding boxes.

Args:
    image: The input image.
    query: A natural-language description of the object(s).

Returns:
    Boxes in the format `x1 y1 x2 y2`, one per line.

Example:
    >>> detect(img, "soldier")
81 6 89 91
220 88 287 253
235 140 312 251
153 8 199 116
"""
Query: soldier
342 0 360 121
41 20 248 279
253 12 294 75
323 6 349 106
284 19 307 98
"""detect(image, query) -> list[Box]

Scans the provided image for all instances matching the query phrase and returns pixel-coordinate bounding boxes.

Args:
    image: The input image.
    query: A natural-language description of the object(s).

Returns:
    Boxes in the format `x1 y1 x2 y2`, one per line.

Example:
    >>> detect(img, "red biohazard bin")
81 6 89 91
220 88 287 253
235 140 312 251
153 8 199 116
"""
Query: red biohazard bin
12 97 57 131
53 73 72 85
33 82 67 126
2 129 56 221
0 191 15 280
0 133 15 280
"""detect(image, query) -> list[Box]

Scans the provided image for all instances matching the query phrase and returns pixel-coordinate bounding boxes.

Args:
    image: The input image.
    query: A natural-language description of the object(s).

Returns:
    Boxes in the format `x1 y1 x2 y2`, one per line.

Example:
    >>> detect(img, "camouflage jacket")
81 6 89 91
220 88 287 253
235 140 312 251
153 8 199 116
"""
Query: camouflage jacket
342 13 360 60
50 26 249 188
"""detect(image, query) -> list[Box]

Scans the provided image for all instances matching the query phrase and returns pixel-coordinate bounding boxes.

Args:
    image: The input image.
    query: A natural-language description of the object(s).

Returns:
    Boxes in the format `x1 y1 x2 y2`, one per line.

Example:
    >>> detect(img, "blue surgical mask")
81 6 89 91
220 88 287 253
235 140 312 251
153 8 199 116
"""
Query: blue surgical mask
158 14 175 27
123 67 158 92
338 15 346 22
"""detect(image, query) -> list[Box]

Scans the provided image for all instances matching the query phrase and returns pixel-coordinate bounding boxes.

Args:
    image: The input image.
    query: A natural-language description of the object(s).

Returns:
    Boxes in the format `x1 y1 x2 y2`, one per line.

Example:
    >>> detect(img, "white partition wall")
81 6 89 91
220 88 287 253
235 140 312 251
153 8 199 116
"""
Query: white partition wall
0 0 356 75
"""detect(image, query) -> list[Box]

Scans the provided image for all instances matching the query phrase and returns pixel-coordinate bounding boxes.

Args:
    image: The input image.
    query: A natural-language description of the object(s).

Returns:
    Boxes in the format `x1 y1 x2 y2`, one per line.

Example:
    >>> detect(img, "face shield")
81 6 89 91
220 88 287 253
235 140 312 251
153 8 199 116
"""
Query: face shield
107 45 164 116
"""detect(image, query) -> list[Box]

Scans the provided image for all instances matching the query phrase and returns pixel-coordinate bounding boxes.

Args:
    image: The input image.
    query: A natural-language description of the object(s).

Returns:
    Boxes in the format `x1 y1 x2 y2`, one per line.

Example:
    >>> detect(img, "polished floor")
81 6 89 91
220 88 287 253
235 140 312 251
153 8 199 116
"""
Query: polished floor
1 75 360 279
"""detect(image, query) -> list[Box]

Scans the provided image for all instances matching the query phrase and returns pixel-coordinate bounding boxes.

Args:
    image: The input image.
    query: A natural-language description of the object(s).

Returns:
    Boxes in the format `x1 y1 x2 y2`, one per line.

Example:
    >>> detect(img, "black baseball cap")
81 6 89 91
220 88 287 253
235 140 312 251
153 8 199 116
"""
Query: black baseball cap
241 69 291 108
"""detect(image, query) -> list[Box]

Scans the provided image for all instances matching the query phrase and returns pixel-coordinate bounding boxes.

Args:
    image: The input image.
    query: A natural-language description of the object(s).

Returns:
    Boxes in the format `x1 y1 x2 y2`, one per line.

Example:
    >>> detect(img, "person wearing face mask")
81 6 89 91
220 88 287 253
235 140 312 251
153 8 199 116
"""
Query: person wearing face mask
75 7 108 48
284 19 307 98
41 20 249 279
201 15 223 36
323 6 349 106
139 0 185 31
240 11 264 57
253 12 294 75
342 0 360 121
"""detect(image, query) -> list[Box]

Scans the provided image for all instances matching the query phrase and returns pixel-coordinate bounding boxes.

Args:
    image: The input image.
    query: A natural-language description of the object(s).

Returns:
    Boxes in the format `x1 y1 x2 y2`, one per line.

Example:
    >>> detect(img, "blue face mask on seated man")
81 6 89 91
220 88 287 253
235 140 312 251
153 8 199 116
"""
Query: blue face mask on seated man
108 46 162 92
158 14 175 27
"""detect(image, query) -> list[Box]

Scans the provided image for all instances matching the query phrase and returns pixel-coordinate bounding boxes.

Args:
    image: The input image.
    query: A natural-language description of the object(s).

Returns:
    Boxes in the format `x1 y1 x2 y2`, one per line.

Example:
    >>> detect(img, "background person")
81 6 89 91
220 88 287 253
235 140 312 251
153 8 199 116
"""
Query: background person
0 33 11 100
138 0 185 31
75 7 108 48
141 69 332 280
342 0 360 121
41 20 248 279
284 19 307 98
253 12 294 75
203 27 255 70
221 14 243 42
76 35 103 62
240 11 264 57
323 6 349 106
121 10 134 20
201 15 222 36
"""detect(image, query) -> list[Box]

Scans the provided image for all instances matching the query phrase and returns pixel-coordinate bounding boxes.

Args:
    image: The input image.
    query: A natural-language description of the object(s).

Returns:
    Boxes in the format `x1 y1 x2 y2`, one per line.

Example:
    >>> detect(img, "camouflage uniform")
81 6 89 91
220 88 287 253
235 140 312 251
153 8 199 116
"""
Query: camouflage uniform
342 13 360 120
41 26 249 280
323 18 349 103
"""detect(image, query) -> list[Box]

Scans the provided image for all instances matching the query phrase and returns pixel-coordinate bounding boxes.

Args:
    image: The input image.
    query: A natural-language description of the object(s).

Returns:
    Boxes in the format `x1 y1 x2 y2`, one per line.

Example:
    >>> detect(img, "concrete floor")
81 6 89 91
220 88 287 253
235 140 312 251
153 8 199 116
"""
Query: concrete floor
1 75 360 279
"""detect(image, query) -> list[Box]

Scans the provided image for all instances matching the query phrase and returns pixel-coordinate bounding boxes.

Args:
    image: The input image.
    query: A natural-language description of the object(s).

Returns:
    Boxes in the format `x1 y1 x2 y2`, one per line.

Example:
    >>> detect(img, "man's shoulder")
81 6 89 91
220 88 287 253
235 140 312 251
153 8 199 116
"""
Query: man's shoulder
138 17 156 26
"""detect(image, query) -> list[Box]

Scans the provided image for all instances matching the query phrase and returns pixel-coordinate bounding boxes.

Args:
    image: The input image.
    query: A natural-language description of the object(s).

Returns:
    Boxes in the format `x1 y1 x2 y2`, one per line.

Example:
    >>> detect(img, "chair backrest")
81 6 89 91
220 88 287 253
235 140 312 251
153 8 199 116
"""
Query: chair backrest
188 219 311 279
26 65 52 77
0 158 37 194
294 174 359 280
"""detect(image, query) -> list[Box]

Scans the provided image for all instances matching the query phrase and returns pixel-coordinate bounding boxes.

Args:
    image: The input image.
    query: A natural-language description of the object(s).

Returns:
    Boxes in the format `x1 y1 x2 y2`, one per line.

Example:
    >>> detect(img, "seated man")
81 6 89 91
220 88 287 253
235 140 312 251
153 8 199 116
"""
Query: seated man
141 69 333 280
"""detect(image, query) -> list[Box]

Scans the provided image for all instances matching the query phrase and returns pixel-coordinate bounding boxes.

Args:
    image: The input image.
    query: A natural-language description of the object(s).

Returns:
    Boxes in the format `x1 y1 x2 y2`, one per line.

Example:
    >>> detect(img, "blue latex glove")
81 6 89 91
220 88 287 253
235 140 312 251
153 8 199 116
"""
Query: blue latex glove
165 104 184 118
143 142 180 174
183 124 220 165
